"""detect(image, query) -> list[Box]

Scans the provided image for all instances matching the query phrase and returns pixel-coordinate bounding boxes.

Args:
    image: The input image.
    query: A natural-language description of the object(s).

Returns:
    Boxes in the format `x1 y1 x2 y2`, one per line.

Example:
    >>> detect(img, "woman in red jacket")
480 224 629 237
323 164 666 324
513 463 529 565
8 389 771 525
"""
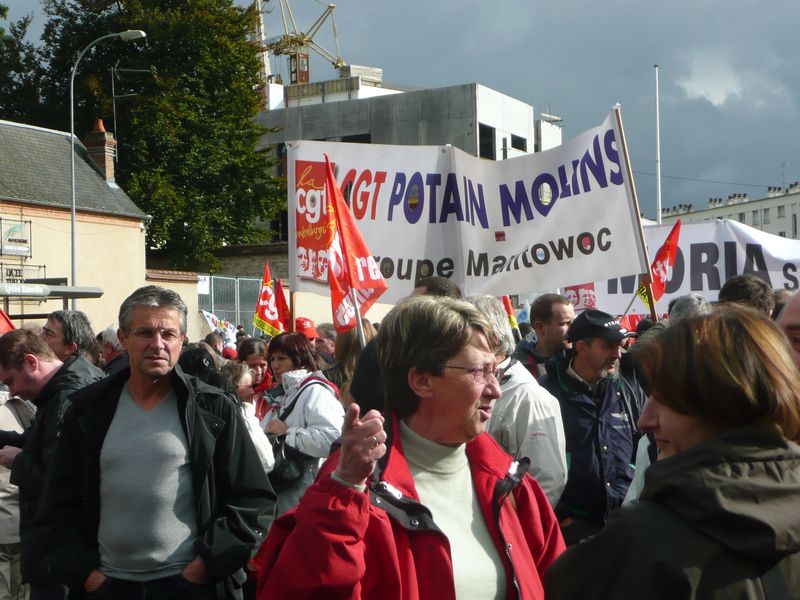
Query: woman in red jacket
254 295 565 599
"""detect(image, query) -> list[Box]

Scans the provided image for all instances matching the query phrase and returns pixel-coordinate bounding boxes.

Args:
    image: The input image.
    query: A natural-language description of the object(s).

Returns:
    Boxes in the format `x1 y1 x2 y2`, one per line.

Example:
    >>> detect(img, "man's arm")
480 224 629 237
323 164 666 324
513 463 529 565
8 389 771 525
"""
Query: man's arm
0 429 28 449
194 394 276 581
34 405 101 589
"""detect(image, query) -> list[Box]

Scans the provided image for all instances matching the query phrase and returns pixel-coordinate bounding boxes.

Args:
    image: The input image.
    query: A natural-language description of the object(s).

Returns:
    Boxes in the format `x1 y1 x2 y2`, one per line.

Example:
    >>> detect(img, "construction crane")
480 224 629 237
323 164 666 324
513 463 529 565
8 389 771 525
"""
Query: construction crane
258 0 346 84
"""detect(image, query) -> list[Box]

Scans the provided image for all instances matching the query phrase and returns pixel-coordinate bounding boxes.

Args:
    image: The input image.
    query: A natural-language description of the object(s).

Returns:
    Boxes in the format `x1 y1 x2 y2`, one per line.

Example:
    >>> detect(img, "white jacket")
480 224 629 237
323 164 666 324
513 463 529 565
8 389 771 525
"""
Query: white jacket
260 370 344 515
241 400 275 474
487 357 568 507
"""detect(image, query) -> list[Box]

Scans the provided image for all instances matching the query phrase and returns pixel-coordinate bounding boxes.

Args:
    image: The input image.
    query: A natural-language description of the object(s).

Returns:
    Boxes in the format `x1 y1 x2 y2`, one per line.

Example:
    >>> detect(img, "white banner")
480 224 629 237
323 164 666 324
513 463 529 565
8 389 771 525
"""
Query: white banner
577 219 800 315
288 110 649 303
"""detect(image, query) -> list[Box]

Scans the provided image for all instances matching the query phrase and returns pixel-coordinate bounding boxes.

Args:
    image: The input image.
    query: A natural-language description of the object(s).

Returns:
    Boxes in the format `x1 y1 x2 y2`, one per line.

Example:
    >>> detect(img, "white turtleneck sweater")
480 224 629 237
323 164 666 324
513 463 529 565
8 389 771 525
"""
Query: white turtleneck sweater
399 420 507 600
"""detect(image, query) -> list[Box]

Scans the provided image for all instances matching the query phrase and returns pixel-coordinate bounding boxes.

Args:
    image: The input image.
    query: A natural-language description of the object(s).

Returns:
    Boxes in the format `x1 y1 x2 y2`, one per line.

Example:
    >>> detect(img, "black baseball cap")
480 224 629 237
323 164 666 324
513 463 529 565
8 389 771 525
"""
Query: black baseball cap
566 309 634 343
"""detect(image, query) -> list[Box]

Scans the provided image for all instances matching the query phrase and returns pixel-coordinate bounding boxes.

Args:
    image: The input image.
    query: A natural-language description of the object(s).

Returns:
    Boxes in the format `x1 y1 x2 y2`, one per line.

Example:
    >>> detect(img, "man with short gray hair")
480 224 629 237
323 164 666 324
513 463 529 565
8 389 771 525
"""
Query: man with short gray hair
99 324 128 376
37 285 275 599
41 311 97 362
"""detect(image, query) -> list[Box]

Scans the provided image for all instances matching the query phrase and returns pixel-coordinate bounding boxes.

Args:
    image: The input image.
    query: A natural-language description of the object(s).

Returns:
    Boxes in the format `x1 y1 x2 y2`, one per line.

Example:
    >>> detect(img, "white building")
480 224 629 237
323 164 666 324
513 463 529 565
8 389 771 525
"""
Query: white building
259 66 563 162
661 182 800 239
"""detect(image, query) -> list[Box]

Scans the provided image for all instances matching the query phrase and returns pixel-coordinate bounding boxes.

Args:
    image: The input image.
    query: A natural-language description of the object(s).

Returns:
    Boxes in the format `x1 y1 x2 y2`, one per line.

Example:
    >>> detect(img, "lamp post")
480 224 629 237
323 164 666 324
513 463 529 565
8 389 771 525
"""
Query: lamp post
70 29 146 308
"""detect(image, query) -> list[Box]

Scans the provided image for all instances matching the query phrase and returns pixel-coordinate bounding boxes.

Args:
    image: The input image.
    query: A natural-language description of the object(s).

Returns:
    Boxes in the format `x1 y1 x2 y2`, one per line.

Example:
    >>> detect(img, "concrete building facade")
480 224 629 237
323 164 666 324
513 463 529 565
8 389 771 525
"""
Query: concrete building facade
259 74 563 166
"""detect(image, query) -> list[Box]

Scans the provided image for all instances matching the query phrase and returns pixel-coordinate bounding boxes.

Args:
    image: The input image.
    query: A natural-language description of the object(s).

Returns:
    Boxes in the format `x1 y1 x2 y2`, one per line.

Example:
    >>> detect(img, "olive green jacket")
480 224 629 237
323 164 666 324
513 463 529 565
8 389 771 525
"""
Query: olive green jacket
545 426 800 599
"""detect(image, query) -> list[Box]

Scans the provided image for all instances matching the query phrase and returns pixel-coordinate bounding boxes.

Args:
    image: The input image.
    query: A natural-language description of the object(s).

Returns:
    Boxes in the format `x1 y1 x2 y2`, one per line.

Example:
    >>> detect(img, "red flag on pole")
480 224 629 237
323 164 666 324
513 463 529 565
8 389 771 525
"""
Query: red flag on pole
0 309 15 333
274 278 291 332
253 259 286 337
323 155 388 333
636 219 681 308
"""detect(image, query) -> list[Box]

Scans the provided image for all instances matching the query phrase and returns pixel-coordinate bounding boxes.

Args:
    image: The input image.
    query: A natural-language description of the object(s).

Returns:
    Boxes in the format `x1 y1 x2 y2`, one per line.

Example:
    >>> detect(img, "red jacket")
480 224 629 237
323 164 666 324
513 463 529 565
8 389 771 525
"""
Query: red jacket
253 415 565 599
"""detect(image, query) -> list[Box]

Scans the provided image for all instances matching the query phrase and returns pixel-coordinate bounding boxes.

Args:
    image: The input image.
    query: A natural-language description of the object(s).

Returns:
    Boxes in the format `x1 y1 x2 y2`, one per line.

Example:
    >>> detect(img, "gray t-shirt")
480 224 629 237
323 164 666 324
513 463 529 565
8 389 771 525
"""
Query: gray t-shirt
98 385 198 581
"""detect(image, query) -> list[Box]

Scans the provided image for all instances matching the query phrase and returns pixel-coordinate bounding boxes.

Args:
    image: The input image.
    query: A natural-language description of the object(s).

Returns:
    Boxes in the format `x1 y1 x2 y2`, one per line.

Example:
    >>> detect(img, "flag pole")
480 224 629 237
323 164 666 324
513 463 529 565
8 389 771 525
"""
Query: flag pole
655 64 662 226
612 105 658 322
350 289 367 349
290 290 297 333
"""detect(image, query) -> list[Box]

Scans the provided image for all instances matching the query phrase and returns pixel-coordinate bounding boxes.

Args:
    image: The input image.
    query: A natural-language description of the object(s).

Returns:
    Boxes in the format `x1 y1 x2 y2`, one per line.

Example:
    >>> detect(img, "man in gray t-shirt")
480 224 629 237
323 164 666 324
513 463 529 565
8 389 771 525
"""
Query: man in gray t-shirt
37 286 276 600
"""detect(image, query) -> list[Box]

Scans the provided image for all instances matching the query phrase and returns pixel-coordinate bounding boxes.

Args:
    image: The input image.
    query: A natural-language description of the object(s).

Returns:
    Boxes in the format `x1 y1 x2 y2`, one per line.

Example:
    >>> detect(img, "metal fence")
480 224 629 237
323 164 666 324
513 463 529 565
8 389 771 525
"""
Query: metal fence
198 275 262 334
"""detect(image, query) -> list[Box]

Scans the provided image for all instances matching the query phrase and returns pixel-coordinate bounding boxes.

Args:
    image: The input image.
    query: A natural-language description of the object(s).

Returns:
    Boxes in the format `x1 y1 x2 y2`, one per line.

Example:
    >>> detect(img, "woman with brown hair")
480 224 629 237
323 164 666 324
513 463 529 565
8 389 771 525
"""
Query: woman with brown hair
323 319 378 406
261 332 343 515
545 306 800 598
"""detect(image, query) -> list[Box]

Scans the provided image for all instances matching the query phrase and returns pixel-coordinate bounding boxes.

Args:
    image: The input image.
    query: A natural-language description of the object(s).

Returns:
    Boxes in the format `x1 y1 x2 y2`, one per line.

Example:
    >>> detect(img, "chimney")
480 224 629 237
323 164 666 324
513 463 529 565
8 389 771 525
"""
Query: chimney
83 118 117 182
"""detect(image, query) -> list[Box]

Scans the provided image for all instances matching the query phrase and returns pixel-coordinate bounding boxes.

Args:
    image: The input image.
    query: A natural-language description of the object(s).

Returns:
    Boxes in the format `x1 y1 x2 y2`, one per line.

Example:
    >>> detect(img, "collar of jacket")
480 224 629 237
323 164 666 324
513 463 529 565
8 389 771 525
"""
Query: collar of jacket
365 413 530 529
551 355 616 399
67 365 225 463
34 355 98 408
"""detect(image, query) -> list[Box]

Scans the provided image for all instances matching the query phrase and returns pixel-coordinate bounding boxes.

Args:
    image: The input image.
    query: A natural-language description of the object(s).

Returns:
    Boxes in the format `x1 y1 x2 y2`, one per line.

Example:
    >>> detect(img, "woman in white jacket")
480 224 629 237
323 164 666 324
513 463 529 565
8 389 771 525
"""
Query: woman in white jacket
221 361 275 474
261 332 344 515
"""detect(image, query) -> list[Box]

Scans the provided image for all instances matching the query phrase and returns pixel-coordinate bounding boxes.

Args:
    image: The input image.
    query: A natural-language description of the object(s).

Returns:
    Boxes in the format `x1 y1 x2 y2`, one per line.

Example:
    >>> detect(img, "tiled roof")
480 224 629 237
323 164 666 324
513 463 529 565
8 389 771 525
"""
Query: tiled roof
0 119 145 219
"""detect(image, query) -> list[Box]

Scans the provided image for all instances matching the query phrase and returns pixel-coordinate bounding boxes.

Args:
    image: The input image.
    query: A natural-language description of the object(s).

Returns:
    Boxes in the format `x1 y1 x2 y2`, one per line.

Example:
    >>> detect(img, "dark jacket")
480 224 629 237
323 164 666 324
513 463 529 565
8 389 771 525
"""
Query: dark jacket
348 337 384 413
35 365 276 600
102 352 129 377
254 413 565 599
539 356 646 525
10 355 105 581
545 426 800 598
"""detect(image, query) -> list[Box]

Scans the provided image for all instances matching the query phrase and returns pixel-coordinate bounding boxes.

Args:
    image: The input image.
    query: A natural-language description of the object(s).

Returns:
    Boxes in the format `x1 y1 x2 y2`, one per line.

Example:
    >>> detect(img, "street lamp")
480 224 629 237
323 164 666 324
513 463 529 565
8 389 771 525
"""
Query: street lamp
69 29 146 308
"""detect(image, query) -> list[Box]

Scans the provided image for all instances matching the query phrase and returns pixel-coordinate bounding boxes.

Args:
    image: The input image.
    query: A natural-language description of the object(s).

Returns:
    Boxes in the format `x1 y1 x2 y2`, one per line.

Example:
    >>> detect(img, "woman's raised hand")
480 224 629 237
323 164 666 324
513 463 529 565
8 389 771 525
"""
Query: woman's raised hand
334 403 386 486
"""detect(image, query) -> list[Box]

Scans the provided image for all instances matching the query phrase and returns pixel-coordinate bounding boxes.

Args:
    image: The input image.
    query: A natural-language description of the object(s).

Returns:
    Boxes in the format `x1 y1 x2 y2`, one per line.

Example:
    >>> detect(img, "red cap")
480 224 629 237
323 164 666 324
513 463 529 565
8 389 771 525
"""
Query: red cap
222 347 237 360
295 317 319 340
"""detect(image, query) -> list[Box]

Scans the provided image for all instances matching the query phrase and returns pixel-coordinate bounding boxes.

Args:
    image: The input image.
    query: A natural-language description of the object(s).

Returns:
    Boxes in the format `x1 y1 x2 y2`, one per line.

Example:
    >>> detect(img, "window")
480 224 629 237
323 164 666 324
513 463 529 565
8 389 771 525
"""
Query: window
778 205 786 218
763 208 770 224
479 124 496 160
511 134 527 152
341 133 371 144
794 214 798 237
738 212 746 222
752 210 760 226
779 232 786 237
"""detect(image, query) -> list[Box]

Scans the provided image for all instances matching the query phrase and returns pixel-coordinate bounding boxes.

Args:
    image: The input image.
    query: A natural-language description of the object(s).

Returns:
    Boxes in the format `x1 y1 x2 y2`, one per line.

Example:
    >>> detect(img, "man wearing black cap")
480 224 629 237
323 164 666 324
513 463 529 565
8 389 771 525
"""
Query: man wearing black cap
539 309 647 546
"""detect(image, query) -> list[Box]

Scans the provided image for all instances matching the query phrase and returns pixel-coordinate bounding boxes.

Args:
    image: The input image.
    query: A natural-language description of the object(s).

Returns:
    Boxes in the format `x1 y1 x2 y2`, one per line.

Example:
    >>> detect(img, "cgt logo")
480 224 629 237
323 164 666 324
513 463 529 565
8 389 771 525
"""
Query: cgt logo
295 160 329 225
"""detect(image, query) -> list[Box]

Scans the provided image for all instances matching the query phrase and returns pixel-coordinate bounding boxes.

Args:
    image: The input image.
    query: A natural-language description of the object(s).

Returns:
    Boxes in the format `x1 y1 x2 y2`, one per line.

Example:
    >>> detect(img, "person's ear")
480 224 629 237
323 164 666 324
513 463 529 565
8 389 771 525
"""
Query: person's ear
117 328 128 351
408 367 435 399
22 353 39 372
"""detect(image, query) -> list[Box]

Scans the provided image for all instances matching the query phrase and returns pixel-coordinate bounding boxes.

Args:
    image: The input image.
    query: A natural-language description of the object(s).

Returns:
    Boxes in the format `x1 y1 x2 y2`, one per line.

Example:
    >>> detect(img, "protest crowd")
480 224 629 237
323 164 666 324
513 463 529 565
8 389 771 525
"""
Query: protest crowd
0 271 797 600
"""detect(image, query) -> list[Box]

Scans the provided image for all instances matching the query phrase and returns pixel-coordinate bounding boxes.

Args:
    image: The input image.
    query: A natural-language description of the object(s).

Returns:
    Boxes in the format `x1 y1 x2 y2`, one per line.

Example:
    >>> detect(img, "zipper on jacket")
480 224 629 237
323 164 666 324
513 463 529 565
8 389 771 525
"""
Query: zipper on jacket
492 460 529 600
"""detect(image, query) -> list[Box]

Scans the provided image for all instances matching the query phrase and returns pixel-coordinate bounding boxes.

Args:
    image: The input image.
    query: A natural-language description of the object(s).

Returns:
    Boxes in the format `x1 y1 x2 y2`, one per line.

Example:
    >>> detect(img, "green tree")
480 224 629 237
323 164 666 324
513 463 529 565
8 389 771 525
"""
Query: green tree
39 0 284 270
0 4 45 121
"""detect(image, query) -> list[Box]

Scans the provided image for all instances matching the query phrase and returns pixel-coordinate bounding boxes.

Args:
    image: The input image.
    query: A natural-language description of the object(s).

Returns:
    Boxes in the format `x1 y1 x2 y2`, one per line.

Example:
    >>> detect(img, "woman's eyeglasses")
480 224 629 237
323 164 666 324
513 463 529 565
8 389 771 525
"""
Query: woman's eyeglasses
444 364 504 384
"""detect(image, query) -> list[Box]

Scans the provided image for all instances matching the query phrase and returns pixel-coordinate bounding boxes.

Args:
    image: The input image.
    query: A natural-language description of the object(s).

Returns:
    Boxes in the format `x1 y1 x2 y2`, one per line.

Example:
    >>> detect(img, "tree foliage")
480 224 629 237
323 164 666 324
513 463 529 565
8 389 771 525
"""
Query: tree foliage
23 0 285 269
0 4 45 121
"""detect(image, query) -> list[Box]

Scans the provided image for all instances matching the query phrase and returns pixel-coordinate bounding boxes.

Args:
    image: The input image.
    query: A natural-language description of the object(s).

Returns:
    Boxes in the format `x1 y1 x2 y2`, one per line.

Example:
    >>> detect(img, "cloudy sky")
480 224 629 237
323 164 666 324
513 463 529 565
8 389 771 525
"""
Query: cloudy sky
6 0 799 219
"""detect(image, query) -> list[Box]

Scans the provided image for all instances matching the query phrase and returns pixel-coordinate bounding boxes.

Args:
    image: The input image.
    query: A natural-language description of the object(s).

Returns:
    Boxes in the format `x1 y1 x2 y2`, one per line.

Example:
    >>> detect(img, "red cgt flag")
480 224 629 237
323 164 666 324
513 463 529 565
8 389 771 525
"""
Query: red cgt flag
274 278 291 332
253 259 287 337
637 219 681 308
323 155 388 333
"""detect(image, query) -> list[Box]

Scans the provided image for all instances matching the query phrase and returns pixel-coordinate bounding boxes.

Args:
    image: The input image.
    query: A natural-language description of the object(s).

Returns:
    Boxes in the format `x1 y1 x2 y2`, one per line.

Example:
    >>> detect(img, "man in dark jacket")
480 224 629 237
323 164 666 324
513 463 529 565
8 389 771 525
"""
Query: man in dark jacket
539 309 646 546
98 323 129 377
513 293 574 380
37 286 276 600
0 329 105 599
